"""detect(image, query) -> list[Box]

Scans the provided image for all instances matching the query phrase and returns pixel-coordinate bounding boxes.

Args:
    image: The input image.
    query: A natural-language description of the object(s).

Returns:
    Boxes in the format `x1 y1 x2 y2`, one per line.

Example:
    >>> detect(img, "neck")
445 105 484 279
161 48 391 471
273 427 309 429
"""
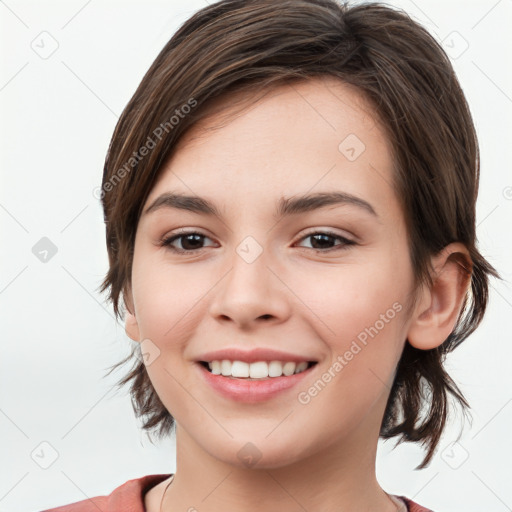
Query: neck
162 417 397 512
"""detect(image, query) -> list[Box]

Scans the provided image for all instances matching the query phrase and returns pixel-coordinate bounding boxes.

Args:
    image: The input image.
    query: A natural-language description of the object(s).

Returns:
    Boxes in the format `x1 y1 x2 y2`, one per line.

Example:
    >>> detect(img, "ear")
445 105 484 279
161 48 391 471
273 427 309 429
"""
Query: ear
407 243 472 350
124 285 141 342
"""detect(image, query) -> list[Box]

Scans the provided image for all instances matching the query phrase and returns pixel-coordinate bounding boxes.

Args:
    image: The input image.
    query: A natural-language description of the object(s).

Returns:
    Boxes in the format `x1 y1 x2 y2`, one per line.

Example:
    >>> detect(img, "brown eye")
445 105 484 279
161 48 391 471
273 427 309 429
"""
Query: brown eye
296 231 356 252
161 231 215 253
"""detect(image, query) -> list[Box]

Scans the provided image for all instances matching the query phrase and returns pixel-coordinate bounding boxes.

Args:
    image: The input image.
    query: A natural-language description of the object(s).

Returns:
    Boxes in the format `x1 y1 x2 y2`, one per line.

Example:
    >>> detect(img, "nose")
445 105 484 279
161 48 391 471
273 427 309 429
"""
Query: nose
208 244 292 330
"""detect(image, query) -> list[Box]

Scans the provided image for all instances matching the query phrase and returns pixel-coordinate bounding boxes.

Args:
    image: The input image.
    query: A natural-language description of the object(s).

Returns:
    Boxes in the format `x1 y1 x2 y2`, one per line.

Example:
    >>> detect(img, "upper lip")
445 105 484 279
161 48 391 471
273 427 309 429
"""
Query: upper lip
195 348 318 364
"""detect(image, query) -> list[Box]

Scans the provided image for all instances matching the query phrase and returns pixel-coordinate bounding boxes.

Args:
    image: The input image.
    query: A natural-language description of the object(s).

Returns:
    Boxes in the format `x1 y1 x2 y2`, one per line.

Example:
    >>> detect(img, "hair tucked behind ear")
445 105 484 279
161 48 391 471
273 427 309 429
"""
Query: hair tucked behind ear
98 0 499 468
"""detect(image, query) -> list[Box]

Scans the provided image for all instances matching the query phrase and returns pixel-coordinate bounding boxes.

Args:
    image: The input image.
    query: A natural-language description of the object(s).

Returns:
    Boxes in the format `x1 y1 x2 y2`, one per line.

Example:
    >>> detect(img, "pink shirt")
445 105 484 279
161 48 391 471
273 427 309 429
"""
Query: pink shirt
40 474 434 512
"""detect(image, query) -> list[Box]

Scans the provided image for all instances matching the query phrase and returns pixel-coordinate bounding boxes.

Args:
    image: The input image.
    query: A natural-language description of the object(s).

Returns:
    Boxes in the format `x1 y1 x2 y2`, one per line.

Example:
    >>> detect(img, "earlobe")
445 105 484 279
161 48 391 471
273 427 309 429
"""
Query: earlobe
407 243 472 351
125 309 141 342
124 289 141 342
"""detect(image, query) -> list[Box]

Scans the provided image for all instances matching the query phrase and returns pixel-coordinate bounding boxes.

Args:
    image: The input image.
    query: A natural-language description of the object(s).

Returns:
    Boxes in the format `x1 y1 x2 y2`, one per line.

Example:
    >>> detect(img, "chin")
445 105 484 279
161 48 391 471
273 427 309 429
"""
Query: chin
201 432 313 470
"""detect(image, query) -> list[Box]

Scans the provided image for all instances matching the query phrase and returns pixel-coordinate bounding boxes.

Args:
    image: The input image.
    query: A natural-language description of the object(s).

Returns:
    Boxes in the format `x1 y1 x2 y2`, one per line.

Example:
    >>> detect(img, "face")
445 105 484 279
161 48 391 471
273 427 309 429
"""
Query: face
126 77 417 469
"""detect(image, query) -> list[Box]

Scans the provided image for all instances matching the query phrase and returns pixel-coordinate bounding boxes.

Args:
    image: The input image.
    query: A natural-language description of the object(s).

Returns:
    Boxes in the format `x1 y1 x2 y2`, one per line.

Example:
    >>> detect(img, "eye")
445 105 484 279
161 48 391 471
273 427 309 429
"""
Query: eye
160 230 216 253
295 230 356 252
160 229 356 254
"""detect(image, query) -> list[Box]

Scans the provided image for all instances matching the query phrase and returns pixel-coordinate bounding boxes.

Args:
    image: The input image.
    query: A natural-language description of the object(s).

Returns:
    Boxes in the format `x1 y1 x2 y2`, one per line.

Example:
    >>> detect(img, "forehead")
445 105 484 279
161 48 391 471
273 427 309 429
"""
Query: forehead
172 77 383 158
144 77 398 223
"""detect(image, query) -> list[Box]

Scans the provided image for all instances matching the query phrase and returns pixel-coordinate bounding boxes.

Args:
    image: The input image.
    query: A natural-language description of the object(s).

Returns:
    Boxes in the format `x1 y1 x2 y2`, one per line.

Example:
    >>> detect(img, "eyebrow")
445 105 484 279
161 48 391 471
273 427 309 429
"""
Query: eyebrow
143 191 378 220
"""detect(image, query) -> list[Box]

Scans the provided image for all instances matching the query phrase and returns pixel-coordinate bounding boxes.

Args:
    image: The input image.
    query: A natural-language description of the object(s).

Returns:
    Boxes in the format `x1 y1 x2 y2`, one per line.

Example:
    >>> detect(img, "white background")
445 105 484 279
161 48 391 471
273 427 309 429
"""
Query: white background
1 1 511 511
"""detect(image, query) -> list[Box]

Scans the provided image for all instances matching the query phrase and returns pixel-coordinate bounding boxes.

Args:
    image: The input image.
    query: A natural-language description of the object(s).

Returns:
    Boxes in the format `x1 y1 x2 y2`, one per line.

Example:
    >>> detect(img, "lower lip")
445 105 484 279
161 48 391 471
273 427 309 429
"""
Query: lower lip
196 362 316 403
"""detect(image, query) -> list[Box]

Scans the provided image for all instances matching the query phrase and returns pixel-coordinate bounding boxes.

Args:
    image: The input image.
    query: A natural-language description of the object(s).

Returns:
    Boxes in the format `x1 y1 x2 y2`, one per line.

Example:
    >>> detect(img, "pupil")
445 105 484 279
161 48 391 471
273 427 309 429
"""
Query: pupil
180 234 335 251
311 234 332 249
182 234 203 250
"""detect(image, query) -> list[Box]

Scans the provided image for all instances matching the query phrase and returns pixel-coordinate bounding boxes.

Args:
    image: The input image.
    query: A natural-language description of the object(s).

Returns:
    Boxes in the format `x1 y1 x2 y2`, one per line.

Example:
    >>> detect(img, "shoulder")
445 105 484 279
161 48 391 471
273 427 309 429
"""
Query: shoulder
400 496 436 512
40 474 172 512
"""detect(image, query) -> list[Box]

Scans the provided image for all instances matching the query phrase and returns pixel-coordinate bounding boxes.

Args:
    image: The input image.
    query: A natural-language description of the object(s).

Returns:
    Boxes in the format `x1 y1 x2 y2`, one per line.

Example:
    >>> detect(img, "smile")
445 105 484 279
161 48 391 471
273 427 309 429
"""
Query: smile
200 360 315 379
196 360 318 402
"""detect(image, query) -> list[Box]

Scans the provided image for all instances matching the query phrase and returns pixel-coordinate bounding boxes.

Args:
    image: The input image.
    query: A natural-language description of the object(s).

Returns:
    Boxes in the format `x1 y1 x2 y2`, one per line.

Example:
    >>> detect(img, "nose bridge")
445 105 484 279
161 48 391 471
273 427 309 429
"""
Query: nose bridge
209 233 290 326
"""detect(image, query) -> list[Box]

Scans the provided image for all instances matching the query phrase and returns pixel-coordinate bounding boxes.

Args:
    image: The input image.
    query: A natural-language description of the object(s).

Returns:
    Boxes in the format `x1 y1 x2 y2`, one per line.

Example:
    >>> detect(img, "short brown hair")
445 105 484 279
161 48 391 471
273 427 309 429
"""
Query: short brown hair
99 0 498 468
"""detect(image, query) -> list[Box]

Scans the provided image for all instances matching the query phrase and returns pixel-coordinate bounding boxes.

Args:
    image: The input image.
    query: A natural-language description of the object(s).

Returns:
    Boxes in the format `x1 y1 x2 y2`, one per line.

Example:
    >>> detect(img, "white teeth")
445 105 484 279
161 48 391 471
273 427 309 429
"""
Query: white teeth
249 361 268 379
204 360 311 378
231 361 250 378
282 362 296 376
295 362 308 374
210 361 221 374
268 360 283 377
221 360 232 376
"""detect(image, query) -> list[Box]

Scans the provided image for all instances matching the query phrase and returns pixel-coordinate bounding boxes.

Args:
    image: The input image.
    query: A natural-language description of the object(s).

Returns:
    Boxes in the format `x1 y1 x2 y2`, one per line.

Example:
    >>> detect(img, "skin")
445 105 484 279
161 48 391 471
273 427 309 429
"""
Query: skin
124 77 470 512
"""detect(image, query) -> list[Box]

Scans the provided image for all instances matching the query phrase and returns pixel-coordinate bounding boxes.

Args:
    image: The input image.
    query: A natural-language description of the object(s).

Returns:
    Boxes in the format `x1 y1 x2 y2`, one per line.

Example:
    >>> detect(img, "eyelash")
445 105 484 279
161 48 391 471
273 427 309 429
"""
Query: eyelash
160 229 356 254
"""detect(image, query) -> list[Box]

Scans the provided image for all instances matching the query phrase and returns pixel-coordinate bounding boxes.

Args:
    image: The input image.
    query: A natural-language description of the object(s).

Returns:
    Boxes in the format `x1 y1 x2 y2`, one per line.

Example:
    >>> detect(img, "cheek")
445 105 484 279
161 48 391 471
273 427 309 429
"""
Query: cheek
292 267 408 433
295 256 410 340
131 252 213 341
289 253 411 407
130 259 207 417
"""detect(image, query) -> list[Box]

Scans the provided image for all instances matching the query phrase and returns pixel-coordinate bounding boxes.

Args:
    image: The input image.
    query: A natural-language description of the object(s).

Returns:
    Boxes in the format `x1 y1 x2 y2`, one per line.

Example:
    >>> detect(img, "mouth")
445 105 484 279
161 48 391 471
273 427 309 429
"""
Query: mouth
195 359 318 402
197 360 318 380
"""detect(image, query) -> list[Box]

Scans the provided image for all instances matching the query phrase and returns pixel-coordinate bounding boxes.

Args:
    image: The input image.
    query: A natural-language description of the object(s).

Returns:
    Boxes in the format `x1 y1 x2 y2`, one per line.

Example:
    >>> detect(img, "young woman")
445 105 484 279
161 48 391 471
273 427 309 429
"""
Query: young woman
43 0 497 510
